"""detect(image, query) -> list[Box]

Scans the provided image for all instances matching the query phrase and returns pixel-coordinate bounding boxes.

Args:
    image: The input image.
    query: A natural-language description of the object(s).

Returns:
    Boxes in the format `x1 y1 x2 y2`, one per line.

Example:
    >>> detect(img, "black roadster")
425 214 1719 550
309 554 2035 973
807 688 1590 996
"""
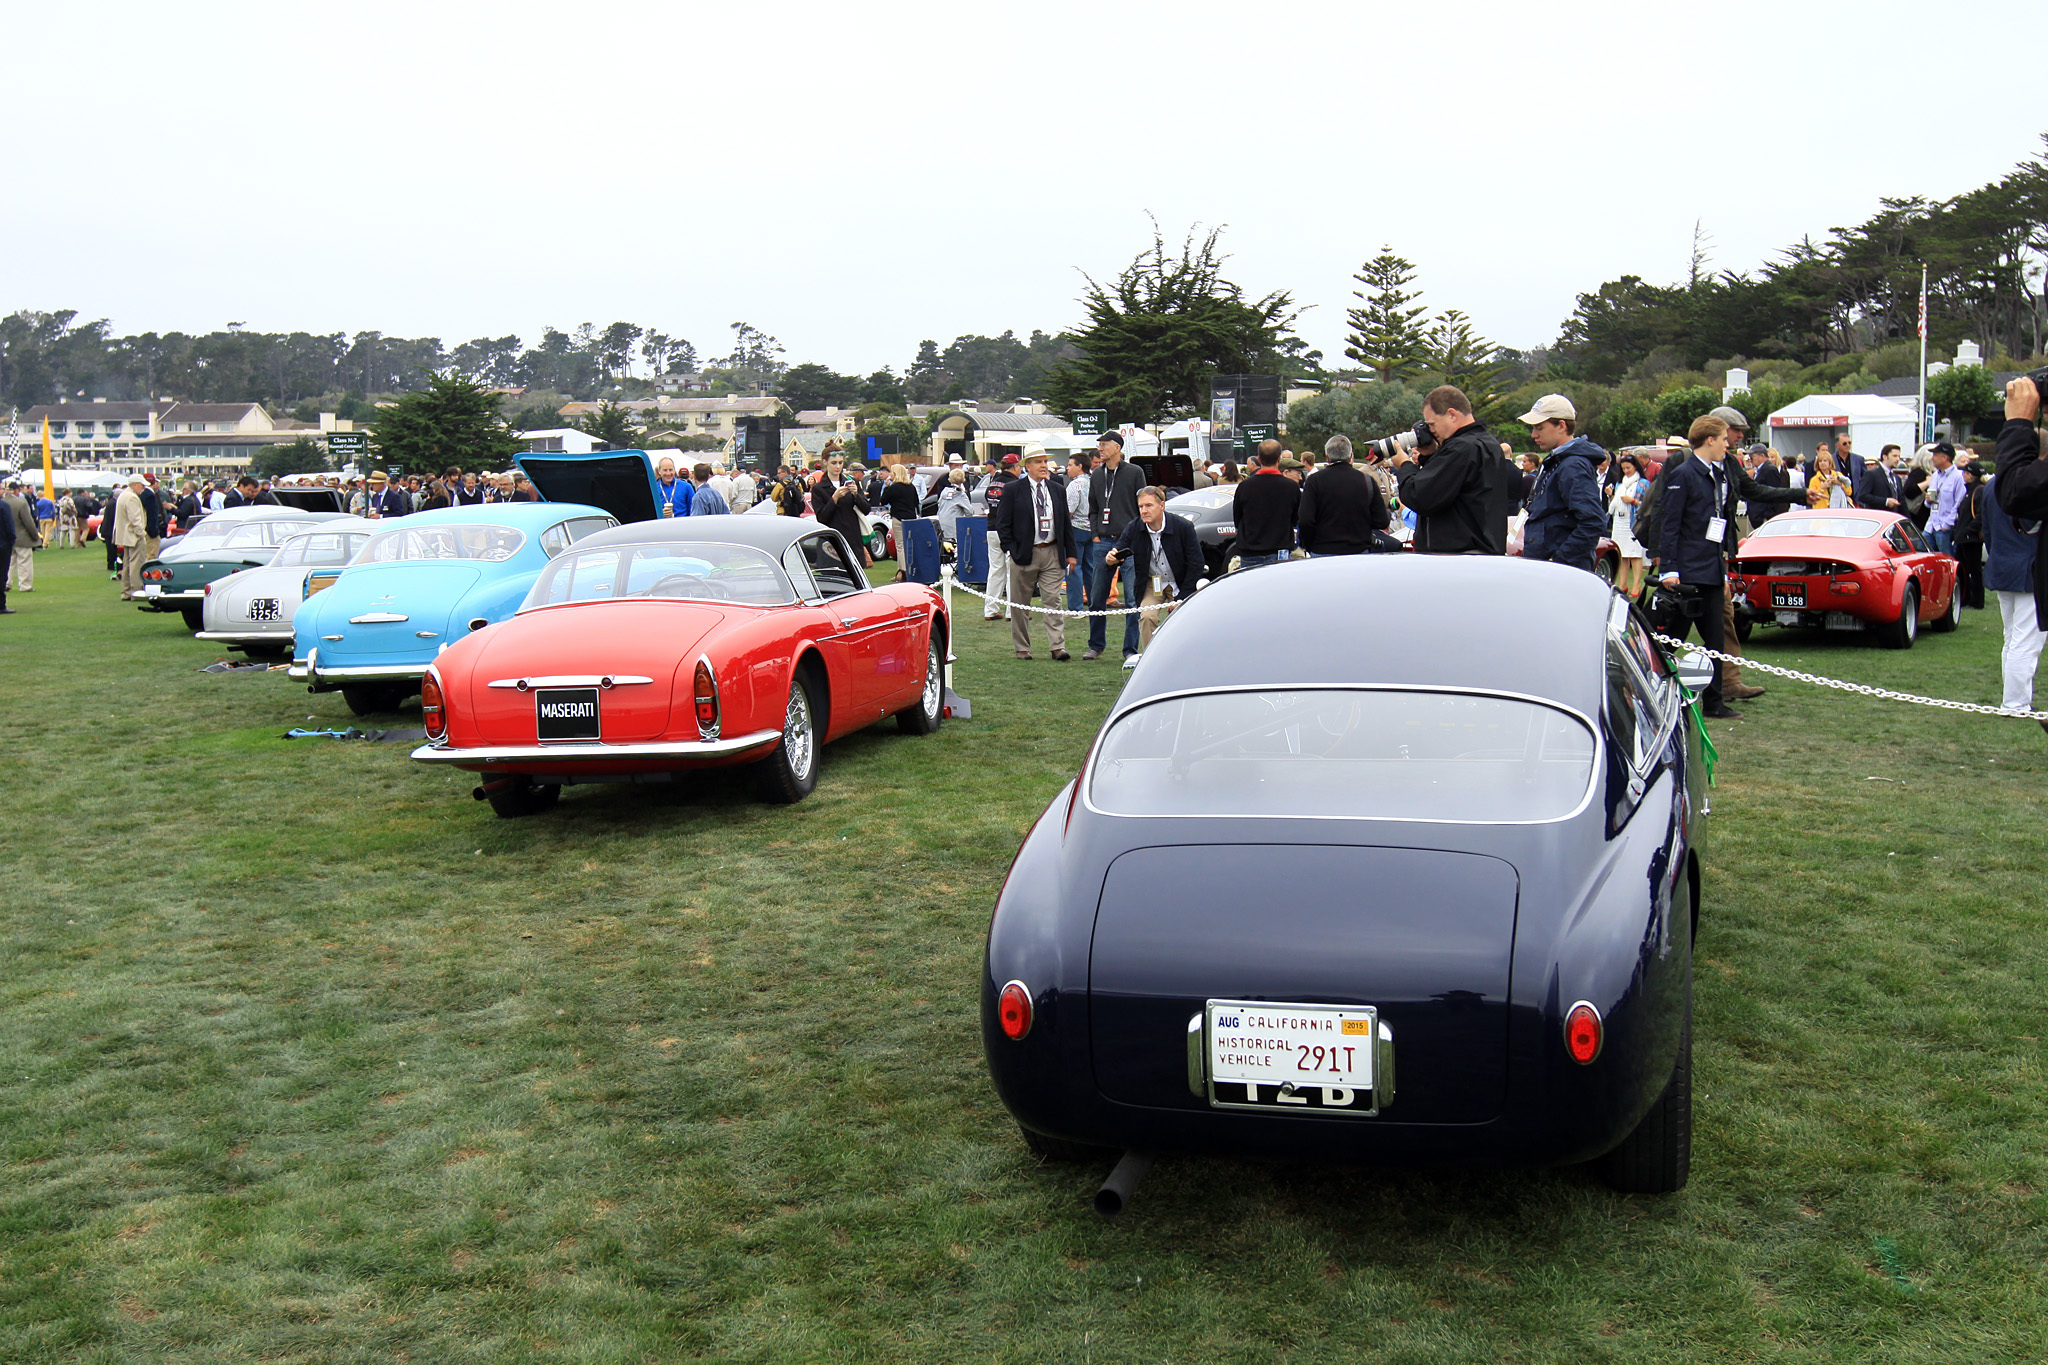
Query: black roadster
983 555 1707 1194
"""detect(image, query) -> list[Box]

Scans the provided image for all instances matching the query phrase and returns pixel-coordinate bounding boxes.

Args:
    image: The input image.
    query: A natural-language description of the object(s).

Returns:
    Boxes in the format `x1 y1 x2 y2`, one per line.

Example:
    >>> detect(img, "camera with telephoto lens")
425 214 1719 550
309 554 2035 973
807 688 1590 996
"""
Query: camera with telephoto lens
1368 431 1418 462
2027 366 2048 406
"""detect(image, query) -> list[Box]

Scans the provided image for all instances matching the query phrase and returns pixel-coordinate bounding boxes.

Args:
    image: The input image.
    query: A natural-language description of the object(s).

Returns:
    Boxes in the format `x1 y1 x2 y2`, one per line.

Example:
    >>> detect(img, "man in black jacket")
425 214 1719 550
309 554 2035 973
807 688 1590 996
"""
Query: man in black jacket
992 449 1078 659
1746 446 1790 525
1657 415 1741 718
1992 376 2048 662
1232 439 1301 567
1296 434 1389 556
1393 385 1508 554
1104 486 1202 654
1085 433 1146 660
1858 445 1904 512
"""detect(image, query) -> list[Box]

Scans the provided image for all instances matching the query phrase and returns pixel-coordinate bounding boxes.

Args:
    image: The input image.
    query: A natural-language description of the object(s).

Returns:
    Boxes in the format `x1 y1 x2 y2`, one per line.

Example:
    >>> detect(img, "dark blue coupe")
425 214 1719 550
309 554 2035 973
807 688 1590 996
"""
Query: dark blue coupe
983 555 1707 1194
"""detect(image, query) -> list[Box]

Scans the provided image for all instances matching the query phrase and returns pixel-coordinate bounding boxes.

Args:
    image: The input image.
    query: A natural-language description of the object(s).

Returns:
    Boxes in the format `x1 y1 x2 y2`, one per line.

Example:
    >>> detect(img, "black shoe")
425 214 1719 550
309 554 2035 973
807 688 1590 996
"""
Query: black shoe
0 607 15 615
1702 703 1743 720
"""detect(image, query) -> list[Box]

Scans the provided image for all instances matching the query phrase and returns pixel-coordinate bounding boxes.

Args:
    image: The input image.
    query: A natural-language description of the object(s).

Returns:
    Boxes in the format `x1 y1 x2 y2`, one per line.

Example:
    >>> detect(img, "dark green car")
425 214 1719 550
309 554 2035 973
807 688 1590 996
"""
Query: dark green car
138 507 350 629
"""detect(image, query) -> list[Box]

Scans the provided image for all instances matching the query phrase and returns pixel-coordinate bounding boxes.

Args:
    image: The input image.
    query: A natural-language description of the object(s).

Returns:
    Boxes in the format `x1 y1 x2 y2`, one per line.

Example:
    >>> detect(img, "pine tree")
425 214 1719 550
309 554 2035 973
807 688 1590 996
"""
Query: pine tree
1419 310 1514 424
1343 248 1429 383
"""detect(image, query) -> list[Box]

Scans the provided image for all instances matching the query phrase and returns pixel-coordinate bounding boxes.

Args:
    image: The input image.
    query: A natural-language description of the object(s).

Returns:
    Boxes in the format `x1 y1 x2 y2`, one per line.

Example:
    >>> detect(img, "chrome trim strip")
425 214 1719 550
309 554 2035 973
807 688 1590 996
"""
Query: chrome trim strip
141 587 205 601
350 612 410 624
407 729 780 766
1081 683 1603 826
308 663 429 682
1376 1020 1396 1109
486 675 655 689
194 631 294 643
1186 1013 1205 1099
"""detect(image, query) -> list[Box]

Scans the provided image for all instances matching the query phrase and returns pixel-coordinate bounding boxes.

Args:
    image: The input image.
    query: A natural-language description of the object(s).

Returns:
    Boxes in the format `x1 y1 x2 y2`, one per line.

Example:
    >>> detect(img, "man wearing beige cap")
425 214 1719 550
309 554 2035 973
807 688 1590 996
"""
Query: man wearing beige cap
114 473 150 598
991 448 1077 659
1518 393 1608 573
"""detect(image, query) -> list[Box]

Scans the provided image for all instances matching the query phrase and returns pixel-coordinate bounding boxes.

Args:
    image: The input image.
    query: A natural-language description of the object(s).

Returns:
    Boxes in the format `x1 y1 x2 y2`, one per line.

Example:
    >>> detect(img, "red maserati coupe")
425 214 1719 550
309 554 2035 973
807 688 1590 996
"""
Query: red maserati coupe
411 516 949 815
1729 508 1959 649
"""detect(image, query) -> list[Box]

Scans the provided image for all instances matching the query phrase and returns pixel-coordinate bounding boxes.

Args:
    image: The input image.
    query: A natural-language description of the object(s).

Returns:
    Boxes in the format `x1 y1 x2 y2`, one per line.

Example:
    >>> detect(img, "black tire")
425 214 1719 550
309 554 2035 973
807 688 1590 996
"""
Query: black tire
897 630 945 735
1733 613 1753 644
486 778 560 819
242 641 292 659
1598 882 1693 1194
1927 583 1961 633
341 686 380 717
1595 554 1616 586
1021 1125 1109 1164
180 604 205 631
1876 584 1918 650
756 671 821 804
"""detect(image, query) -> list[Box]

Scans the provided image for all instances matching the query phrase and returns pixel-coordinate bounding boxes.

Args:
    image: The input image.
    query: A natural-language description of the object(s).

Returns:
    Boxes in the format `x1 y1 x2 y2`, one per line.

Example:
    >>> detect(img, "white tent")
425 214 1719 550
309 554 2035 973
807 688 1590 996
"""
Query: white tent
1764 393 1917 466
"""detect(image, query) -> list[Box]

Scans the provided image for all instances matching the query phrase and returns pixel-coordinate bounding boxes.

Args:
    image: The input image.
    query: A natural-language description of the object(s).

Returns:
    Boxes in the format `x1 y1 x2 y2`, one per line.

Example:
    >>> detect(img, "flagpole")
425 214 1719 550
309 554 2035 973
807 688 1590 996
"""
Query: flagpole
1916 264 1929 447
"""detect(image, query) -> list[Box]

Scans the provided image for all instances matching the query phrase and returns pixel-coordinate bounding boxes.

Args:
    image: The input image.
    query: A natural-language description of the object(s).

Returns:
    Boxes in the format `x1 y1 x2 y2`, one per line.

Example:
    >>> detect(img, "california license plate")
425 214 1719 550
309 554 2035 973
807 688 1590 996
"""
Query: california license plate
1770 584 1805 608
535 687 600 742
1205 1000 1376 1114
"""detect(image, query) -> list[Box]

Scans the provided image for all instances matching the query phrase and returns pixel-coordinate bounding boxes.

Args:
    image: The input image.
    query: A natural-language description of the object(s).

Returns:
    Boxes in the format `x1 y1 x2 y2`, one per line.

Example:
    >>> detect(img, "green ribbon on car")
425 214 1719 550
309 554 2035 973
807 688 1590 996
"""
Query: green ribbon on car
1683 693 1718 787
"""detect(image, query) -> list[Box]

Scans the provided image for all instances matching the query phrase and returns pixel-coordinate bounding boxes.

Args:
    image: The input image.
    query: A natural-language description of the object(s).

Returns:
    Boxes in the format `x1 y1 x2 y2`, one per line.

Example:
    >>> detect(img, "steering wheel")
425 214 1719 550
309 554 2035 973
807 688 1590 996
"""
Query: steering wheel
646 573 736 601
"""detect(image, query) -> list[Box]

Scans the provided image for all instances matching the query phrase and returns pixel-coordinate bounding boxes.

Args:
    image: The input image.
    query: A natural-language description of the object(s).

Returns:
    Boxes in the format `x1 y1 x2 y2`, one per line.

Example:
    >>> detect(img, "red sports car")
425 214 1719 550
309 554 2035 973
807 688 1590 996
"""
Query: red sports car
410 516 949 815
1729 508 1959 649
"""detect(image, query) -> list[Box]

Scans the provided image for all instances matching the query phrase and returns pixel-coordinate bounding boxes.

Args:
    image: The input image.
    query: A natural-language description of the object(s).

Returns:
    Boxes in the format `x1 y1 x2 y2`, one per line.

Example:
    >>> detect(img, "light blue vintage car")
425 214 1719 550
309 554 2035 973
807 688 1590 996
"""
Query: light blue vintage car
290 502 621 714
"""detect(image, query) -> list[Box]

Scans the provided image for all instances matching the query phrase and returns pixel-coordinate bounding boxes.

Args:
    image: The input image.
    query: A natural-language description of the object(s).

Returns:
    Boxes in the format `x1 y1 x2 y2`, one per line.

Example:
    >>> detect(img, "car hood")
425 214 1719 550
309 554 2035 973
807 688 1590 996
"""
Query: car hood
1088 844 1517 1123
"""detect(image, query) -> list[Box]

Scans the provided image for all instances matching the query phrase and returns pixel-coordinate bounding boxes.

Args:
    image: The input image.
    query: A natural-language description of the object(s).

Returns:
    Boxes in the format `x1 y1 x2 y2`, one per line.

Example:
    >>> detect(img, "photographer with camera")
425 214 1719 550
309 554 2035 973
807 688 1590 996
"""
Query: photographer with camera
1516 394 1607 573
1657 414 1745 719
1390 385 1509 554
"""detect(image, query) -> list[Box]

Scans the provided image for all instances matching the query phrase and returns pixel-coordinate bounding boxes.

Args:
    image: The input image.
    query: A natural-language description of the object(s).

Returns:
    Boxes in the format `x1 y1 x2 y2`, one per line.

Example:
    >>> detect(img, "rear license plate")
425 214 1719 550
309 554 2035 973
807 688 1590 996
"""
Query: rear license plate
535 687 600 742
1825 612 1862 631
1770 584 1806 608
1776 610 1802 626
1205 999 1376 1114
248 598 281 622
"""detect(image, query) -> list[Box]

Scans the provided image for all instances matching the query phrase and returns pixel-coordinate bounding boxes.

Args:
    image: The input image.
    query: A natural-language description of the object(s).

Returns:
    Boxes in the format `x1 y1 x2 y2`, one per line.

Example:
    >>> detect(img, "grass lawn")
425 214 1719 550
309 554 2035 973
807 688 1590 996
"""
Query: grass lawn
4 543 2045 1364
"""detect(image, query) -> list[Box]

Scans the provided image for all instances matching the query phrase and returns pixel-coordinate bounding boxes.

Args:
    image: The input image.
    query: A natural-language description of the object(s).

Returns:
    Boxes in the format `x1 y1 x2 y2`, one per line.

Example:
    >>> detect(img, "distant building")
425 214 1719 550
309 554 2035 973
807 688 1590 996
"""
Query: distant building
653 372 712 394
650 396 784 453
792 407 860 432
519 428 610 455
18 399 174 464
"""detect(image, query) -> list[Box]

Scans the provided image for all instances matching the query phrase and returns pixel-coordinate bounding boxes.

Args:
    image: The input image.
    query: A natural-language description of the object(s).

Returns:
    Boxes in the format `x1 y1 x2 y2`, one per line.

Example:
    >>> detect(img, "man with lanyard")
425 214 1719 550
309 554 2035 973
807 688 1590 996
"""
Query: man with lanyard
1923 443 1967 554
1103 485 1203 655
993 448 1076 660
652 456 691 519
1657 415 1743 719
449 469 489 507
1084 432 1145 659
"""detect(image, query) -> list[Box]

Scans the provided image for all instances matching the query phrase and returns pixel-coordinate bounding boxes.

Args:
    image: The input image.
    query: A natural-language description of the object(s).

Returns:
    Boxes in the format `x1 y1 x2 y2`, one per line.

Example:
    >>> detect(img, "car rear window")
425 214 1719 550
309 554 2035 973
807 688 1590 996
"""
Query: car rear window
1089 688 1597 822
524 542 794 608
1748 517 1881 539
361 524 525 562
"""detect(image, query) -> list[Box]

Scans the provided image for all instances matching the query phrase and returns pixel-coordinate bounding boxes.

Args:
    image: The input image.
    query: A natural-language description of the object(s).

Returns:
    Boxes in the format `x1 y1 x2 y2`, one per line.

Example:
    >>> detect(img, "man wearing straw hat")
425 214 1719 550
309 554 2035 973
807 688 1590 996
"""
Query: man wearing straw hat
992 447 1077 660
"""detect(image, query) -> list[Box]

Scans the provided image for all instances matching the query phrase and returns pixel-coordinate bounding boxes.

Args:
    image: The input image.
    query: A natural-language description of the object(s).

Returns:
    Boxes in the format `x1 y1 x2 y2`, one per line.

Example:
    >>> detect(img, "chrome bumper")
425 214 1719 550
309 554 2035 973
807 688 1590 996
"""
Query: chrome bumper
297 662 429 687
409 730 782 767
139 586 204 605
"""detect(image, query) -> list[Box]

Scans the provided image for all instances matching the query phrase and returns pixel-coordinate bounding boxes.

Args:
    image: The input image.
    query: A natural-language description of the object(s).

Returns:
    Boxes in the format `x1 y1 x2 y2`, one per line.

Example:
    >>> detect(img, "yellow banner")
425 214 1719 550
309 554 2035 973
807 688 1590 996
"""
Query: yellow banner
41 417 53 499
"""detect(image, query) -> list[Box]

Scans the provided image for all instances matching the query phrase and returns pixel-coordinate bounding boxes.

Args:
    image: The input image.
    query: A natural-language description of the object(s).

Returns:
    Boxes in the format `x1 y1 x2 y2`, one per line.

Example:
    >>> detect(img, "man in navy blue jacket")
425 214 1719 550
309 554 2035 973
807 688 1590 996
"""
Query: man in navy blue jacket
1991 375 2048 729
1517 394 1607 572
1104 486 1203 654
1658 414 1741 719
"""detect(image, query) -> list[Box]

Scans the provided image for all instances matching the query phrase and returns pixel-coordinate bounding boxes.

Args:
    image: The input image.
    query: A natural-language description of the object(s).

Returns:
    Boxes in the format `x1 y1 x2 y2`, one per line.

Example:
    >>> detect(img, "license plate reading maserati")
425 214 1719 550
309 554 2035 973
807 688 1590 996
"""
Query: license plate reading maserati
536 687 600 742
1206 1000 1374 1113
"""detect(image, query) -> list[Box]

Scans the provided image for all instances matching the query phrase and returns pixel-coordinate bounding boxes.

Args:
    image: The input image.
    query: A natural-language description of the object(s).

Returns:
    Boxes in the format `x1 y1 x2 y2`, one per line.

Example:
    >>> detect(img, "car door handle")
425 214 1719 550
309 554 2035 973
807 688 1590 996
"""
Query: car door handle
840 617 857 627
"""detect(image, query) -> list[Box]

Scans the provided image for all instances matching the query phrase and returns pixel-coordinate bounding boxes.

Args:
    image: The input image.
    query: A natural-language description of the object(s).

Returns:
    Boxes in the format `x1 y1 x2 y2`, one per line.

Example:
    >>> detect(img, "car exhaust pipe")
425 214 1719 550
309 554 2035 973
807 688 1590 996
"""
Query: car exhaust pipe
473 778 516 801
1094 1150 1152 1218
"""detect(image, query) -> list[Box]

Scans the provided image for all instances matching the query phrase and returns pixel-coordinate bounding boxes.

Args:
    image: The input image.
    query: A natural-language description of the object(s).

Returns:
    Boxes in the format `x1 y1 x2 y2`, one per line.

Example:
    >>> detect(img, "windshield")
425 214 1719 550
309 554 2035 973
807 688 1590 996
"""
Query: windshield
273 531 368 568
524 541 794 609
1090 688 1597 822
361 524 525 563
1171 487 1234 511
1748 517 1883 539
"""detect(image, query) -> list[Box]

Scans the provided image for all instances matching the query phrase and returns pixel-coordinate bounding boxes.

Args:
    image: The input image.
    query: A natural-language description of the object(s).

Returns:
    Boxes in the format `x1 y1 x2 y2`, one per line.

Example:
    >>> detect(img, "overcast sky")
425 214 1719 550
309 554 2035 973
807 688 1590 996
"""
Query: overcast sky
9 0 2042 379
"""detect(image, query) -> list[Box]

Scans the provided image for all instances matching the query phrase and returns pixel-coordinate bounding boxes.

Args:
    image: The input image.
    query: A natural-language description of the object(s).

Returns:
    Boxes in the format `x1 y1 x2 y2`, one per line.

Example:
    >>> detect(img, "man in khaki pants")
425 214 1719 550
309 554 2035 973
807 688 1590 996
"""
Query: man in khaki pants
114 473 150 599
991 449 1077 660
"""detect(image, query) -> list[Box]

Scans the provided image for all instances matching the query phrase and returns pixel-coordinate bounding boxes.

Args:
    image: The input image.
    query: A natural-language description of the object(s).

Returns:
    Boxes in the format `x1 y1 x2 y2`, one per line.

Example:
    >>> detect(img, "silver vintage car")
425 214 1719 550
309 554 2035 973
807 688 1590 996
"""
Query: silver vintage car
194 516 376 657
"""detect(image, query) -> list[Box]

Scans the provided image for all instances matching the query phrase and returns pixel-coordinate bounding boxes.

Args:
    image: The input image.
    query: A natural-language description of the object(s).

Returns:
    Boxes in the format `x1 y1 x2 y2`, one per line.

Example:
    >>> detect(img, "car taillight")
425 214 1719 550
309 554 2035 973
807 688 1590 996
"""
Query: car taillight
1564 1001 1602 1064
998 980 1033 1040
692 657 719 739
421 672 446 740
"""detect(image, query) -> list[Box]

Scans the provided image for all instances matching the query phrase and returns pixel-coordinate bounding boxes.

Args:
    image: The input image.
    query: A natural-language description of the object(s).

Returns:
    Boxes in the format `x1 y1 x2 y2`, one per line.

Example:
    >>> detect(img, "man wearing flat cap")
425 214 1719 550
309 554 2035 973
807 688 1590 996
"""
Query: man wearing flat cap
114 473 151 598
993 448 1077 659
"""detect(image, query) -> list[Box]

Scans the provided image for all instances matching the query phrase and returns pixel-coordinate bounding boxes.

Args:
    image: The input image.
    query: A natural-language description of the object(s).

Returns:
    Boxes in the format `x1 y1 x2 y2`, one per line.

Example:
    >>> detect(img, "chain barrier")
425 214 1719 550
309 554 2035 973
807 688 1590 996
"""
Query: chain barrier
941 568 1161 619
1653 634 2048 721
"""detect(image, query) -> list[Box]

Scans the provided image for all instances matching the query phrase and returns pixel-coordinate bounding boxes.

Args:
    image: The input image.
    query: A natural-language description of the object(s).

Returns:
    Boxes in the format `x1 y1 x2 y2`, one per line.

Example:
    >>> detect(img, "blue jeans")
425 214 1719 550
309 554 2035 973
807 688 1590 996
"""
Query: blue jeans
1237 550 1286 570
1928 527 1956 555
1088 546 1140 656
1066 533 1093 610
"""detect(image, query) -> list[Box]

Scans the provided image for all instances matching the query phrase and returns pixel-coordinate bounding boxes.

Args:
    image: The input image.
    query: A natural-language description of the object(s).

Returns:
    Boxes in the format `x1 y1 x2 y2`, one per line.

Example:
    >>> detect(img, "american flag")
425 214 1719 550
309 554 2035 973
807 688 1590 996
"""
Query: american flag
1918 285 1928 340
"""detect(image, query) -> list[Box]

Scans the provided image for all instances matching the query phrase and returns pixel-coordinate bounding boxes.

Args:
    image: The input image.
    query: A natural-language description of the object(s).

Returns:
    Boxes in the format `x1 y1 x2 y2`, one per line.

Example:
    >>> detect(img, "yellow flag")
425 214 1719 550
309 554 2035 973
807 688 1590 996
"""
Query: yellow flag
41 417 53 500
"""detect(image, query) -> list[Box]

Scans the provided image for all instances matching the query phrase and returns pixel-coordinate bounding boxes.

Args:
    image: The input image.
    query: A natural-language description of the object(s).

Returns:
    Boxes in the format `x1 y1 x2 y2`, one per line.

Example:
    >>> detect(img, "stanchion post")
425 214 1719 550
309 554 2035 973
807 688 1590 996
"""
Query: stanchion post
941 567 955 694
